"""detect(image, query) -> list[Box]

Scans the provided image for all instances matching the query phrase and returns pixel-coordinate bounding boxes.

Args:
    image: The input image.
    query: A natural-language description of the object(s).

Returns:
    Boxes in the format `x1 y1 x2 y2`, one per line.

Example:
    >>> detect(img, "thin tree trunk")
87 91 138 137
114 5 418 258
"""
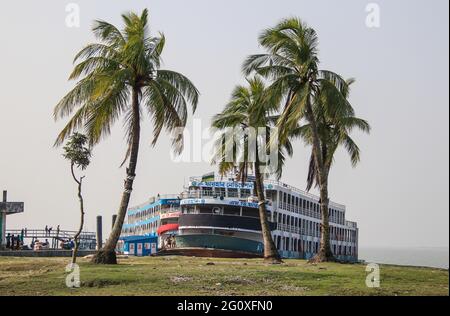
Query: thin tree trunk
254 150 282 264
304 98 335 263
92 87 141 264
70 163 85 264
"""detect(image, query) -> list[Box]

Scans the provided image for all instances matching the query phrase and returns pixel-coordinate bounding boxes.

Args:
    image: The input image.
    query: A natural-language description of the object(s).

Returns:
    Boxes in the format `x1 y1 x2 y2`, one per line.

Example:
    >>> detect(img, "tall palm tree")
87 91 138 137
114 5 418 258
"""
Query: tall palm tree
211 77 292 263
54 9 199 264
243 18 363 262
292 79 370 261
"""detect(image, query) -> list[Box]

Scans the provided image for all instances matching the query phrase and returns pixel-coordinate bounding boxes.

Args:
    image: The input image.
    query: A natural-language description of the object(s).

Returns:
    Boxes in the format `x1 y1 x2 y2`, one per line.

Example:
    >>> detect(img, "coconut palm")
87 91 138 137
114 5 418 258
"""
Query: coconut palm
212 77 293 263
54 9 199 264
243 18 365 262
291 79 370 260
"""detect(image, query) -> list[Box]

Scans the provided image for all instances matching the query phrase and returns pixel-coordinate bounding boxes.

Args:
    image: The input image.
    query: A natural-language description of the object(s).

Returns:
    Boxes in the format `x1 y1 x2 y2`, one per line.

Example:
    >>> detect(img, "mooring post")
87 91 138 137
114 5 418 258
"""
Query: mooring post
0 191 6 247
96 215 103 250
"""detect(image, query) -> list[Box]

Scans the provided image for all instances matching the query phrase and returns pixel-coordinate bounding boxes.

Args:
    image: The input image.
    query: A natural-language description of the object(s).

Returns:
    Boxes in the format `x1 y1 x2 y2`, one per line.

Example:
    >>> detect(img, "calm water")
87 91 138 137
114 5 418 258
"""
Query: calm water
359 247 449 269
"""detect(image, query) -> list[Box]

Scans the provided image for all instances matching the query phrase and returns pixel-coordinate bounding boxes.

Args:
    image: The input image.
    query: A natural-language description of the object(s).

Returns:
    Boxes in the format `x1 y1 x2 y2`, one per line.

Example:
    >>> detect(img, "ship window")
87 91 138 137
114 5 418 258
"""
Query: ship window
240 189 251 198
215 187 226 197
202 187 213 197
228 188 238 197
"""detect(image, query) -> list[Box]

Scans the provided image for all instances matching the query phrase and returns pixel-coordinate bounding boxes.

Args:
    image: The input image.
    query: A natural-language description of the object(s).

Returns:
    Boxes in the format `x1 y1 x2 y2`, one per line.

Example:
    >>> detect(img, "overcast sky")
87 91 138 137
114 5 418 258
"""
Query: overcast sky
0 0 448 248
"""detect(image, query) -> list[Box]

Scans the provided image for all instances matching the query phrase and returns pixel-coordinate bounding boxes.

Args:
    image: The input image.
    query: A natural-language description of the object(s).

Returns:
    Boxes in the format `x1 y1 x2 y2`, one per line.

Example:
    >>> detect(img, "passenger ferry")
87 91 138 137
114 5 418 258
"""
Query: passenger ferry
120 172 358 261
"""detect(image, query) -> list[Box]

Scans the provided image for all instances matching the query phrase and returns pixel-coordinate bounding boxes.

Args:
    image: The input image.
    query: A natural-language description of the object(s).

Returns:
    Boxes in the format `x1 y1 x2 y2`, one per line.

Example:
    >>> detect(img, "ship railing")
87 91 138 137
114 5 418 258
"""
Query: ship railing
188 176 346 209
276 224 302 235
5 229 96 240
264 179 346 209
184 190 264 202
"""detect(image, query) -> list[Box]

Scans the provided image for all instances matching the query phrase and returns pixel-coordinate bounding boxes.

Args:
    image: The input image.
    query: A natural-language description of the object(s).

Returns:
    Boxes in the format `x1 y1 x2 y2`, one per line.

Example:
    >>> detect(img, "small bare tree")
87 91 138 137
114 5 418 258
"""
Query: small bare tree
63 133 91 264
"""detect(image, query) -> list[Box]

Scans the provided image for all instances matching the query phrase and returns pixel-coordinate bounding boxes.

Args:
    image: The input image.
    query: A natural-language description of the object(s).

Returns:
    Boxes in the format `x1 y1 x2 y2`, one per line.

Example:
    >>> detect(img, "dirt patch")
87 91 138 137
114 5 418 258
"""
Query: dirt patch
170 275 193 284
279 284 309 292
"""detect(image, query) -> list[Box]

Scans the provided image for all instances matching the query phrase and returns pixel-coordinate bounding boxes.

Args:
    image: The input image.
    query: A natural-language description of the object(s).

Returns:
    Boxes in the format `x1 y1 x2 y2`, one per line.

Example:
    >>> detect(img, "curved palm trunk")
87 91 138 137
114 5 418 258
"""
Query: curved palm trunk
305 100 335 263
71 164 85 264
92 87 141 264
254 152 282 264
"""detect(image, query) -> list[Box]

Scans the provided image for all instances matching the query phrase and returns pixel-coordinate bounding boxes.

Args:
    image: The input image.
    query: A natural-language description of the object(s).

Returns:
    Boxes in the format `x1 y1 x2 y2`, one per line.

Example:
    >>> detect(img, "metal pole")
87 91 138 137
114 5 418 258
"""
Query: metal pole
96 216 103 250
2 190 6 203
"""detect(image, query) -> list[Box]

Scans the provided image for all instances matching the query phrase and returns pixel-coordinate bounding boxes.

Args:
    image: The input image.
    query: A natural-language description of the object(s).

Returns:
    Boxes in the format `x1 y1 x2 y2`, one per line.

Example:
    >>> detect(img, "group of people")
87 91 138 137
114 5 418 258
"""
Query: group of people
5 233 24 250
164 235 177 249
3 226 64 251
44 225 60 236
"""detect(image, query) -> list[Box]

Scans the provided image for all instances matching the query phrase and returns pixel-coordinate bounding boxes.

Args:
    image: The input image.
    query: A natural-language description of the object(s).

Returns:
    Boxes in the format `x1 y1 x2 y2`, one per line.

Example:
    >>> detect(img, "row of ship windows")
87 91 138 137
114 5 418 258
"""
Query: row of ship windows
191 187 345 225
272 212 357 243
274 236 356 256
277 191 345 225
193 187 251 198
127 204 177 225
122 221 159 235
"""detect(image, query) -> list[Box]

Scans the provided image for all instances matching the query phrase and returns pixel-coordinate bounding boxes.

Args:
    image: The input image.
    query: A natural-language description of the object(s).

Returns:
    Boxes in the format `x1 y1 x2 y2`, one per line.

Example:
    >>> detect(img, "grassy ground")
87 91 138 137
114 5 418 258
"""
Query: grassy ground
0 256 448 296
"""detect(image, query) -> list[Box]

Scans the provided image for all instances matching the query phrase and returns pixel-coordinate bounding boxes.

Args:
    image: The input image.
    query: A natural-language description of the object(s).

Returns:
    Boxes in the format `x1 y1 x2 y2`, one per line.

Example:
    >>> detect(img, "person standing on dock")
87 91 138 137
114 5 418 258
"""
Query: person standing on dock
6 233 11 249
16 236 21 250
45 225 48 236
56 225 60 237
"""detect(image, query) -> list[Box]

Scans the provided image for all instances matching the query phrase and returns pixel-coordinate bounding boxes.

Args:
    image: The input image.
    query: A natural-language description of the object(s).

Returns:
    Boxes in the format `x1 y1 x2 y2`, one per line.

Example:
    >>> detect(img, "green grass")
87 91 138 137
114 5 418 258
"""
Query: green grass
0 256 448 296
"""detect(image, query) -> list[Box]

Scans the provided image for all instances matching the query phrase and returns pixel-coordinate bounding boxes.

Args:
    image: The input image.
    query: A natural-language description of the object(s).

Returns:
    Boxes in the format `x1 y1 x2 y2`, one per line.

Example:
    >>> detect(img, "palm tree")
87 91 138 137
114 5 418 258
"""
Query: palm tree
291 79 370 261
54 9 199 264
211 77 292 263
243 18 365 262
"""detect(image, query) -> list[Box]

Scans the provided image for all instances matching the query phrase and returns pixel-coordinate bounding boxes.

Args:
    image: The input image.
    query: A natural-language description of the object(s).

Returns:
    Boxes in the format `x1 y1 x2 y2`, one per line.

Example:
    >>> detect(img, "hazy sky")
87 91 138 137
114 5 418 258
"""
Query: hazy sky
0 0 448 248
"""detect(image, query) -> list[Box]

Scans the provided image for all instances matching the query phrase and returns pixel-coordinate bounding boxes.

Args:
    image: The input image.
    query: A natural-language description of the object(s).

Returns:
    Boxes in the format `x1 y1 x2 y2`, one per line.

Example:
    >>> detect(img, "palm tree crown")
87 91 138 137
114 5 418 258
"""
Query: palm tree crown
211 77 292 180
54 9 199 155
292 79 371 190
243 18 352 146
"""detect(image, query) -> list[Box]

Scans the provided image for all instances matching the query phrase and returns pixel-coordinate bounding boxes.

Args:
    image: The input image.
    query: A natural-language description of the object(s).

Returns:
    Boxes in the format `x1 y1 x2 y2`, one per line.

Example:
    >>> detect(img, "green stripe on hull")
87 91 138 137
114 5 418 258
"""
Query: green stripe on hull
176 234 264 254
